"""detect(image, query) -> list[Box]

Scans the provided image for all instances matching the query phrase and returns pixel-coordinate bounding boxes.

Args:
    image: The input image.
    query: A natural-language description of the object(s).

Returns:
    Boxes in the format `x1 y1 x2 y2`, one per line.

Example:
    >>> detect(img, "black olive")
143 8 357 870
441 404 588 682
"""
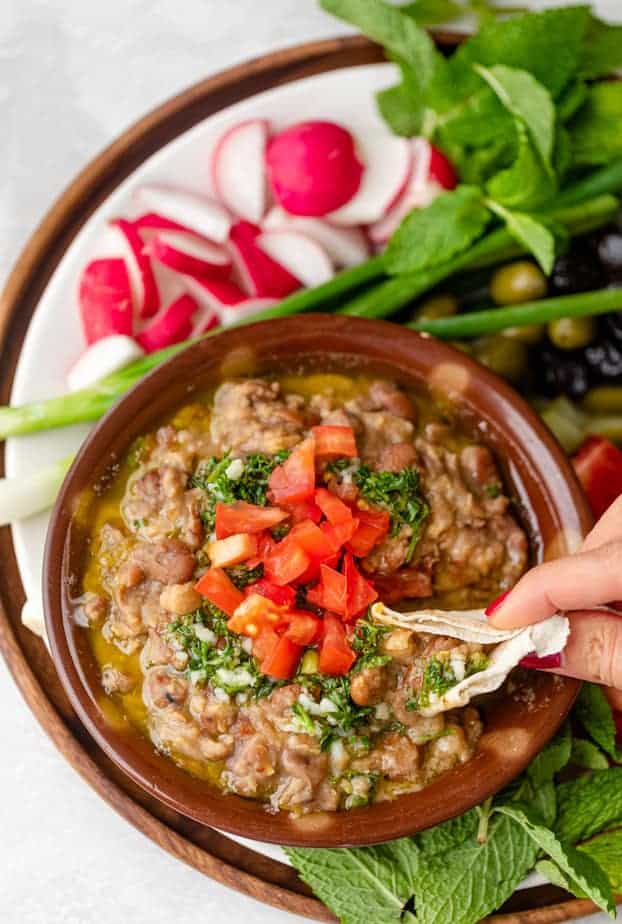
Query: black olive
533 345 591 399
601 312 622 343
550 246 604 295
584 338 622 381
595 230 622 283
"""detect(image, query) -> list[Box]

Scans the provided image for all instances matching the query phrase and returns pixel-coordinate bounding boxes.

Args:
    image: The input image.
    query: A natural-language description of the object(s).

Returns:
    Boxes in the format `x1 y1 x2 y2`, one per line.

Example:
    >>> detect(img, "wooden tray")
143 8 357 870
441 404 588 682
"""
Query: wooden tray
0 34 607 924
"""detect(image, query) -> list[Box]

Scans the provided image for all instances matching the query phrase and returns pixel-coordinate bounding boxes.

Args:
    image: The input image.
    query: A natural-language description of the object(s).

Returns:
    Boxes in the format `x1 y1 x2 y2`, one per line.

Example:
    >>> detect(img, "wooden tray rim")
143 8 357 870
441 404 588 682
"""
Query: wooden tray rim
0 33 608 924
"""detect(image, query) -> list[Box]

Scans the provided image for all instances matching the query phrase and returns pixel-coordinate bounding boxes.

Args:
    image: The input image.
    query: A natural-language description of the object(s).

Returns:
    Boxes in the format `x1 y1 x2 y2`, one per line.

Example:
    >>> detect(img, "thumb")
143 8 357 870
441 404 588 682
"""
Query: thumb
486 541 622 629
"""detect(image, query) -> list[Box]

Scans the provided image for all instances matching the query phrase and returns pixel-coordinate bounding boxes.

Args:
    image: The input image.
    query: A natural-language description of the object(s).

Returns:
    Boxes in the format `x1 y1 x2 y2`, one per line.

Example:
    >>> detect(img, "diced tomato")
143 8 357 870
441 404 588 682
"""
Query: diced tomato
247 578 296 607
319 614 357 675
245 531 276 568
283 611 322 646
253 627 280 663
306 563 348 617
314 487 353 525
311 425 358 458
321 517 358 551
206 532 257 568
287 499 323 524
342 552 378 621
194 567 244 616
289 519 335 560
268 437 316 505
260 634 303 679
572 436 622 519
215 500 288 539
263 535 310 585
227 592 284 637
347 508 390 557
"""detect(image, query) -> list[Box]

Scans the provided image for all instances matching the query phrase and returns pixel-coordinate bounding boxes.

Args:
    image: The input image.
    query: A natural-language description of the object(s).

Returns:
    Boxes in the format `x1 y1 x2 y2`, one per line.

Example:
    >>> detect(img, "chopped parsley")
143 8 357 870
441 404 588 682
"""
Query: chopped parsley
485 482 502 499
296 673 374 751
353 464 429 559
225 563 264 589
351 618 391 673
406 652 490 712
191 449 289 532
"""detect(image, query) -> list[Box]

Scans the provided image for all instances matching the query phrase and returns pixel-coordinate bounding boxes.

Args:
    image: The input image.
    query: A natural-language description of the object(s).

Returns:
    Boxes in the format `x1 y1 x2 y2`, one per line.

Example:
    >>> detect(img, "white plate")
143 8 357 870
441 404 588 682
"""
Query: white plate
6 60 401 865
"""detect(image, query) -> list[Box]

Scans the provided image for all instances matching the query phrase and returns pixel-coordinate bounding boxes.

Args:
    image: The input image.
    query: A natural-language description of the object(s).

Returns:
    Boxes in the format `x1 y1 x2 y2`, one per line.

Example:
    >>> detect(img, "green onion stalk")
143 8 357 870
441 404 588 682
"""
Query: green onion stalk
1 161 622 443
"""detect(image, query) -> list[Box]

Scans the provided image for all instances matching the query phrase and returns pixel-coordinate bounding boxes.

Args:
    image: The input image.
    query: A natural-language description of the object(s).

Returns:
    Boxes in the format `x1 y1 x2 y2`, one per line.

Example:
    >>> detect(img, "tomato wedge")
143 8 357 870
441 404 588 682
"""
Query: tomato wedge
573 435 622 519
194 567 244 616
253 627 280 663
320 517 358 551
319 614 356 675
287 498 323 524
307 563 348 617
260 634 303 679
263 535 310 585
227 592 284 637
215 500 288 539
311 425 357 458
314 487 353 525
268 437 316 505
207 532 257 568
284 611 322 646
247 578 296 607
347 508 390 557
343 552 378 620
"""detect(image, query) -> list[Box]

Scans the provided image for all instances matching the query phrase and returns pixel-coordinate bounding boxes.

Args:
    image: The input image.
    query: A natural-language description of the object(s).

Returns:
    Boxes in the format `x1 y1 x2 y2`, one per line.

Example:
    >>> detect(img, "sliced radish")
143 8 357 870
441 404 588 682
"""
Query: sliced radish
328 135 412 226
133 211 195 235
257 230 333 288
212 119 269 224
67 335 144 391
111 218 160 318
136 293 199 353
428 143 457 190
135 185 231 243
185 276 277 326
144 230 231 280
228 220 301 298
368 139 456 244
262 207 368 267
265 121 364 217
78 258 134 345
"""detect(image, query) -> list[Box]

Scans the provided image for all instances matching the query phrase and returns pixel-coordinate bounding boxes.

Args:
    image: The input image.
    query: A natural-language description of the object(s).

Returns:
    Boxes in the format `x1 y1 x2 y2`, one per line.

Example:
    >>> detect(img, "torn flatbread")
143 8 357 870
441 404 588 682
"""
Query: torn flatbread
371 602 569 717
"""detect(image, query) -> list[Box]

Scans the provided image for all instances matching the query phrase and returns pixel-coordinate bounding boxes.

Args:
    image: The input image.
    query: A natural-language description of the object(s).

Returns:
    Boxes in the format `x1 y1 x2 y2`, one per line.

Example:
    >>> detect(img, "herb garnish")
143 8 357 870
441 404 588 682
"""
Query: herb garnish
225 563 264 589
351 617 391 673
353 464 429 559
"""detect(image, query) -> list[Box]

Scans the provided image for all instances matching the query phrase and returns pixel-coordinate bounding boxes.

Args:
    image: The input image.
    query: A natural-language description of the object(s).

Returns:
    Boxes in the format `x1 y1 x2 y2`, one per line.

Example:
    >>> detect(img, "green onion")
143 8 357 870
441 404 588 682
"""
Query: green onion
410 287 622 339
0 454 74 525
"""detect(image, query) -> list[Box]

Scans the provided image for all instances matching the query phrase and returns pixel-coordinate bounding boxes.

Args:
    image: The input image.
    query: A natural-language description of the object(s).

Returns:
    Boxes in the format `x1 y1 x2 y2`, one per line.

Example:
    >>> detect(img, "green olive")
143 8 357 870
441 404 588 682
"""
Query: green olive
449 340 473 355
414 293 459 321
501 323 545 345
547 316 596 351
473 335 529 383
490 261 548 306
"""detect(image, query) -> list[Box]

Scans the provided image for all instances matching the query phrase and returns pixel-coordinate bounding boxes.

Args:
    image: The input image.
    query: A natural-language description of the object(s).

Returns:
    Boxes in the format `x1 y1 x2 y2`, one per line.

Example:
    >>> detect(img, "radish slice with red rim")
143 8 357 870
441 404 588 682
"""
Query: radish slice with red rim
262 207 368 267
133 212 196 235
135 185 231 243
265 120 364 217
135 293 199 353
78 258 134 345
212 119 270 224
111 218 160 318
185 276 278 327
228 220 301 298
328 135 412 226
144 230 231 279
67 335 144 391
257 229 334 287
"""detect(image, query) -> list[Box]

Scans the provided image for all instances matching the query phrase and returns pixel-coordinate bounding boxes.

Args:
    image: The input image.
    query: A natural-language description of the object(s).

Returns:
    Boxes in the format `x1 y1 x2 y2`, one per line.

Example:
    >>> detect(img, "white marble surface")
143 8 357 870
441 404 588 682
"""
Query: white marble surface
1 2 621 922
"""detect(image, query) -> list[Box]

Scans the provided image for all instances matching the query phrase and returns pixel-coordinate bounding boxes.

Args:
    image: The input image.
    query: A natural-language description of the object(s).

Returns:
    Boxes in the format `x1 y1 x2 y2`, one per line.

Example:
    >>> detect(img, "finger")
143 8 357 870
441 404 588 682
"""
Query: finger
582 496 622 552
529 609 622 689
486 540 622 629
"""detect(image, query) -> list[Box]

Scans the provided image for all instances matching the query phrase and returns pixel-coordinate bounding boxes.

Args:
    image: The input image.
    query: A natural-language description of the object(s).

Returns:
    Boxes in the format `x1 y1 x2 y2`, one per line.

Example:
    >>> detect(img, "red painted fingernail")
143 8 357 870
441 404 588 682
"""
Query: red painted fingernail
485 590 510 619
520 652 562 670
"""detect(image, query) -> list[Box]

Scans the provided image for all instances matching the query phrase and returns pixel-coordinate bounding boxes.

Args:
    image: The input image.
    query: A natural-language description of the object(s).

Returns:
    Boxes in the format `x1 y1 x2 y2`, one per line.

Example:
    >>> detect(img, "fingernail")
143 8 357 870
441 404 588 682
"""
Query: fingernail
485 590 511 619
520 652 562 670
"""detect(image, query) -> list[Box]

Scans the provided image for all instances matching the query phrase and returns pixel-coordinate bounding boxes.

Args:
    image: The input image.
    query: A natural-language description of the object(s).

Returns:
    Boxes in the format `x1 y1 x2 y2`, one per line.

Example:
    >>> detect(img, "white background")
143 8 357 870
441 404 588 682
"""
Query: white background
1 2 621 922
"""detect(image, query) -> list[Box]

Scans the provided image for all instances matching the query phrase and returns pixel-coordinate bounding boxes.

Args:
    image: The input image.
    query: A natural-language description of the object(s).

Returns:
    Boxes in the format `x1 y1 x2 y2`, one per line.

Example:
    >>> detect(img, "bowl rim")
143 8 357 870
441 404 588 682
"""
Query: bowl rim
44 314 589 847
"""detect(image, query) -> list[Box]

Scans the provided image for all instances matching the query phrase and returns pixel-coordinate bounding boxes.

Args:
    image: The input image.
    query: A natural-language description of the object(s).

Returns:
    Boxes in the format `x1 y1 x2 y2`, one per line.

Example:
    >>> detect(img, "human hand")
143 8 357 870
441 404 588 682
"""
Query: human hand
485 495 622 703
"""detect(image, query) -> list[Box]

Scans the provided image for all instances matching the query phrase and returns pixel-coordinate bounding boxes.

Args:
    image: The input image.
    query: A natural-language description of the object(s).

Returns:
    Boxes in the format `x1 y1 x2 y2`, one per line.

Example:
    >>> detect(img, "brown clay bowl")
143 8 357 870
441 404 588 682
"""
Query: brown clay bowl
44 314 591 847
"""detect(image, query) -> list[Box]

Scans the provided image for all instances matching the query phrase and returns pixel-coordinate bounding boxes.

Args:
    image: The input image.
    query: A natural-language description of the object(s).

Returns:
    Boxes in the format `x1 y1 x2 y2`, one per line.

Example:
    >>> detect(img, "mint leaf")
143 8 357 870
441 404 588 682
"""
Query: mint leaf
400 0 463 26
475 65 555 168
415 807 480 856
385 185 491 275
285 841 416 924
487 201 556 274
411 812 538 924
486 121 556 210
568 82 622 167
528 721 573 787
452 6 591 98
576 682 622 762
581 15 622 79
496 802 615 916
557 79 588 123
376 58 425 137
556 768 622 844
571 739 610 771
579 829 622 893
